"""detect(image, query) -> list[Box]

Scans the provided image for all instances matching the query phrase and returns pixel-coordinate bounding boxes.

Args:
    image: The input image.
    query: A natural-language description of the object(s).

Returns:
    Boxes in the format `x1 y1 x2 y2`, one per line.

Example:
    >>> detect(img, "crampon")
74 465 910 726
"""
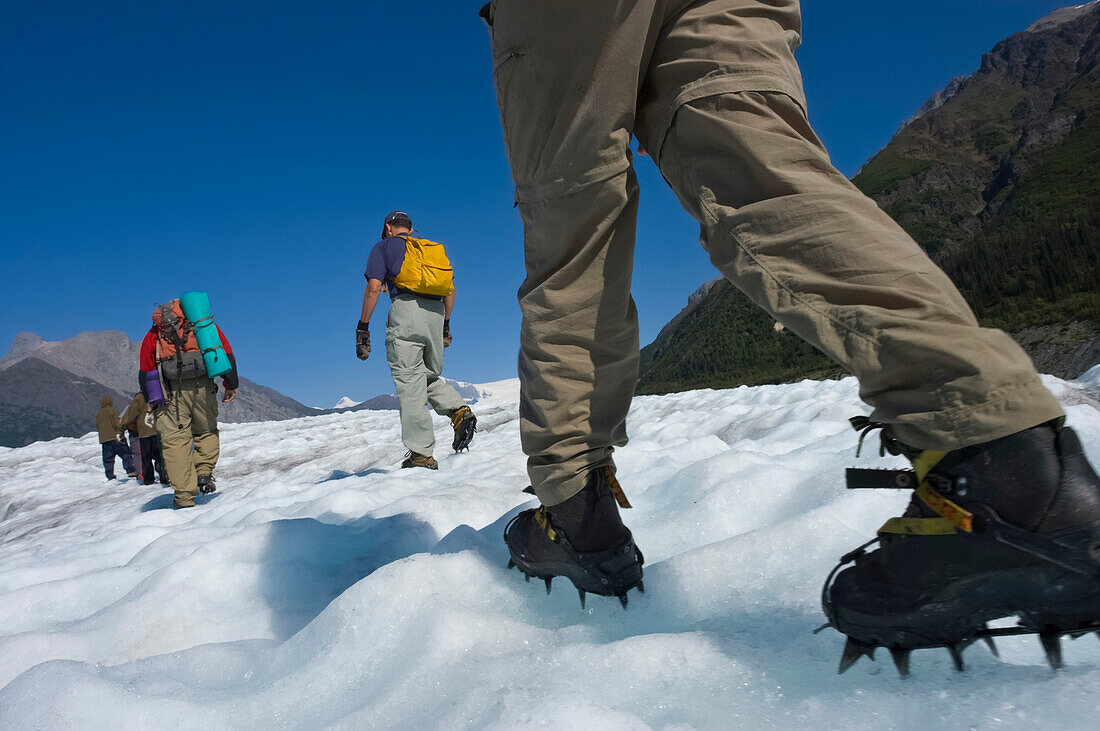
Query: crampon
505 514 644 609
451 406 476 452
504 467 645 608
820 417 1100 676
820 532 1100 675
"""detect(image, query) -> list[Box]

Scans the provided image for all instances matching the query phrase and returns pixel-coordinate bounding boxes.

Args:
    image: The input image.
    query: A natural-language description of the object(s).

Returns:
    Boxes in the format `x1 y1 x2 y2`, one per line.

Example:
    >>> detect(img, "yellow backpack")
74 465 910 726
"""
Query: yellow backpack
392 234 455 297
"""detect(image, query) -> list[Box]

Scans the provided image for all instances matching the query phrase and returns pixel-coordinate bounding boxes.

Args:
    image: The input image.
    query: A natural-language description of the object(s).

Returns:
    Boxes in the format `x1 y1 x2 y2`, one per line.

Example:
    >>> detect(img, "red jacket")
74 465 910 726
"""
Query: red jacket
139 324 239 395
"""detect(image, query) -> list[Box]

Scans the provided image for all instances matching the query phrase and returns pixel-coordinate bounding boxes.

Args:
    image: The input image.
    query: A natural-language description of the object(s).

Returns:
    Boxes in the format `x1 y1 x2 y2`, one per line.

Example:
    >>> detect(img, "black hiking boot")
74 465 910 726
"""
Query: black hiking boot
823 418 1100 675
505 467 644 608
450 406 477 452
197 474 217 494
401 452 439 470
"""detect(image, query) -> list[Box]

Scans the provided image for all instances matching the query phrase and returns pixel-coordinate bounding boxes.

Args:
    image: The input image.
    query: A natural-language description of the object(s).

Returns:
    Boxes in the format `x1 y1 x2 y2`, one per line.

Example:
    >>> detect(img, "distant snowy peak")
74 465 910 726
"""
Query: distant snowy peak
332 396 362 410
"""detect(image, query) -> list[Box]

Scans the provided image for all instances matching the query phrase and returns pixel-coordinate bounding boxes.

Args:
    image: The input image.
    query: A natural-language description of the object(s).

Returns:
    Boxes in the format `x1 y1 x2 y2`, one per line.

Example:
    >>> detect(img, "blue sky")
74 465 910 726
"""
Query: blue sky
0 0 1072 407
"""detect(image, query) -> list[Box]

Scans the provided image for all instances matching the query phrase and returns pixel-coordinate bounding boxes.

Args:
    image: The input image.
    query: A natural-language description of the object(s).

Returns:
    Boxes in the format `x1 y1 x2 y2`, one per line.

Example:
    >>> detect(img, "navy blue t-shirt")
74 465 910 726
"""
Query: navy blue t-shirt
364 236 408 299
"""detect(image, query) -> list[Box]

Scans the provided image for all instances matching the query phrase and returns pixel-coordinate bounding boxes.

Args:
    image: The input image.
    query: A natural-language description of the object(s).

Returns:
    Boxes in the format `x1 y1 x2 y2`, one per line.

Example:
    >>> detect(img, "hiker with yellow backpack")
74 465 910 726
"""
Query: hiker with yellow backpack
356 210 476 469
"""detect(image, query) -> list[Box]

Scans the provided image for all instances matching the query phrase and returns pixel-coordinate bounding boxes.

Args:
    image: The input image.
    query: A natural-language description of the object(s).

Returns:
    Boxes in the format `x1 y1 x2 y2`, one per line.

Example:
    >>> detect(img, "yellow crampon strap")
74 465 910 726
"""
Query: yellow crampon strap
878 450 974 535
912 450 947 485
603 466 632 509
534 507 557 542
450 406 470 428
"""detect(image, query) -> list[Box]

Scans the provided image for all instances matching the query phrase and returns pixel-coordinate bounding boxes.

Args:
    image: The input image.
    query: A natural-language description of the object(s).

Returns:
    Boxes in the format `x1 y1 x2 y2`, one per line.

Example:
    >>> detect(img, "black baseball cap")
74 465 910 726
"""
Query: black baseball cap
384 210 412 227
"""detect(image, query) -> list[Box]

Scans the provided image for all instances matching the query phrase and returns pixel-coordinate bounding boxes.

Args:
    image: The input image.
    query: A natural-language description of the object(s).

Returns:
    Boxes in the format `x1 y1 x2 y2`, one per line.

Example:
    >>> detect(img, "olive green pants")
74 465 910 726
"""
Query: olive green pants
385 294 468 457
156 378 220 508
483 0 1063 506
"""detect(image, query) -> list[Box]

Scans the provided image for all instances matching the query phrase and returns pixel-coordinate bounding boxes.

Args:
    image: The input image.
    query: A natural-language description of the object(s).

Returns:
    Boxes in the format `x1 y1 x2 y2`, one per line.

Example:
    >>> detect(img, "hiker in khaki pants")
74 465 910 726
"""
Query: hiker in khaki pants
157 380 230 507
140 306 239 509
485 0 1100 665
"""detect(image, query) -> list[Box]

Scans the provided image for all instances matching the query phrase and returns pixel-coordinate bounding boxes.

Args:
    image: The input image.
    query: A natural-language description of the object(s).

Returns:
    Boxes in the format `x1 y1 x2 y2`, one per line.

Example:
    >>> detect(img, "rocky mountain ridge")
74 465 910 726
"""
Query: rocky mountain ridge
638 2 1100 394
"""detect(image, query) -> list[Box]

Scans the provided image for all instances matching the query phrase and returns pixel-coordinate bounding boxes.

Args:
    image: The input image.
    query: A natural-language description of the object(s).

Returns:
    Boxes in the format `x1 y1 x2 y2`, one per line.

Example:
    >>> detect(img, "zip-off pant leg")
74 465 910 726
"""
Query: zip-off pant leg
101 443 116 479
486 0 668 505
647 91 1062 449
485 0 1061 505
129 432 143 480
421 311 467 417
157 391 198 506
190 381 221 477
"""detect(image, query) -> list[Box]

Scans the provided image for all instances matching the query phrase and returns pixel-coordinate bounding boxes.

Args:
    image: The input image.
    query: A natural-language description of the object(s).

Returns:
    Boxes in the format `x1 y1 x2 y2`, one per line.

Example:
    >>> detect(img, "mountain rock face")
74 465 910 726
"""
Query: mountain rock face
0 331 141 396
639 2 1100 394
0 331 325 446
0 358 129 448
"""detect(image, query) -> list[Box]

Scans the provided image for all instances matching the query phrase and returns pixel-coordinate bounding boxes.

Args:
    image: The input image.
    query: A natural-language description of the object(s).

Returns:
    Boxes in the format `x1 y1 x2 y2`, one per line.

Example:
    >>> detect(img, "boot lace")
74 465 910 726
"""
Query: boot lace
849 416 921 460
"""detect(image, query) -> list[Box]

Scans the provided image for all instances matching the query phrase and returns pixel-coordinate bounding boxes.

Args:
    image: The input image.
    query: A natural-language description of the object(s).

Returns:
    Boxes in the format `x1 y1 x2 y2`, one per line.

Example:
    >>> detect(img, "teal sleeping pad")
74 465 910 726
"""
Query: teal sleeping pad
179 291 232 378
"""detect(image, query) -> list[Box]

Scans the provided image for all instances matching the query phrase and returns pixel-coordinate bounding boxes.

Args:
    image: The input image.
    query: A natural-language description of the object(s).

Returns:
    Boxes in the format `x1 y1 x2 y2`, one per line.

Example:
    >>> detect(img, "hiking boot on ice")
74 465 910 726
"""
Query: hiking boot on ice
401 452 439 470
197 474 217 494
823 418 1100 675
450 406 477 452
505 466 644 608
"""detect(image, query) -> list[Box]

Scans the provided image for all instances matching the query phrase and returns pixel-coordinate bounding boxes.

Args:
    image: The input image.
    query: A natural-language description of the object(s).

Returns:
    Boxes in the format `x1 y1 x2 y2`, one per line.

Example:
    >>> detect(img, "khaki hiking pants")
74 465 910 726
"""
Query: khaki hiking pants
386 293 468 457
156 378 220 507
482 0 1063 506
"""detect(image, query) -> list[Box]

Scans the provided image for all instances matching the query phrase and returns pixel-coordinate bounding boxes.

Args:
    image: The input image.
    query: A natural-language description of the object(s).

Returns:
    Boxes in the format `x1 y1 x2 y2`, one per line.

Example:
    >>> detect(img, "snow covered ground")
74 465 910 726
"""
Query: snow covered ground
1 371 1099 729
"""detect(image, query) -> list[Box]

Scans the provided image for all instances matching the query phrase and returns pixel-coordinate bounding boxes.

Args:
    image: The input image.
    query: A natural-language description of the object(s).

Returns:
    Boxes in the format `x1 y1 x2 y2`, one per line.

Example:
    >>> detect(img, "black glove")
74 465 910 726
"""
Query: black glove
356 321 371 360
443 319 452 348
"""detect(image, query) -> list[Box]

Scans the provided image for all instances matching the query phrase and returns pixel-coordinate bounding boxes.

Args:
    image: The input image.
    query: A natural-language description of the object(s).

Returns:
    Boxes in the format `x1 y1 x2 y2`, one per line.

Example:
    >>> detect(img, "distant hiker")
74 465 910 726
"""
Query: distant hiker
356 210 476 469
120 392 168 486
481 0 1100 671
140 299 239 509
95 396 136 480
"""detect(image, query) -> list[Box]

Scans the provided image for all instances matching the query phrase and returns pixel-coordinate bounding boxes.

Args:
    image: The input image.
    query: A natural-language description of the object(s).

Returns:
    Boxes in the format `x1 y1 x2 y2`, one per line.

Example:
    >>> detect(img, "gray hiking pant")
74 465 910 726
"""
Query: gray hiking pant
386 293 467 456
483 0 1064 506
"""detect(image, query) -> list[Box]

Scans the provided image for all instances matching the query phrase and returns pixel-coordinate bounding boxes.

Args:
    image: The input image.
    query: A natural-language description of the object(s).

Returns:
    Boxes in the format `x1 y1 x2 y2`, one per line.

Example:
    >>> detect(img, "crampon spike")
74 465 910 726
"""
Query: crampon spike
947 643 966 672
813 622 832 635
1039 631 1064 670
888 647 911 677
544 577 553 595
618 594 629 609
838 637 876 674
982 635 1000 658
578 589 586 610
506 559 515 570
524 573 530 583
637 581 645 594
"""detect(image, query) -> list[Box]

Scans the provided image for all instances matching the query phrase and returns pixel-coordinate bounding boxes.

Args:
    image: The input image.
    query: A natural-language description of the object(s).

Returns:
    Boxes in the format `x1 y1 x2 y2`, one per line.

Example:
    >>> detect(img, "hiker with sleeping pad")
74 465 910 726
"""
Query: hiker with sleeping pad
356 210 476 469
139 299 238 509
481 0 1100 673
